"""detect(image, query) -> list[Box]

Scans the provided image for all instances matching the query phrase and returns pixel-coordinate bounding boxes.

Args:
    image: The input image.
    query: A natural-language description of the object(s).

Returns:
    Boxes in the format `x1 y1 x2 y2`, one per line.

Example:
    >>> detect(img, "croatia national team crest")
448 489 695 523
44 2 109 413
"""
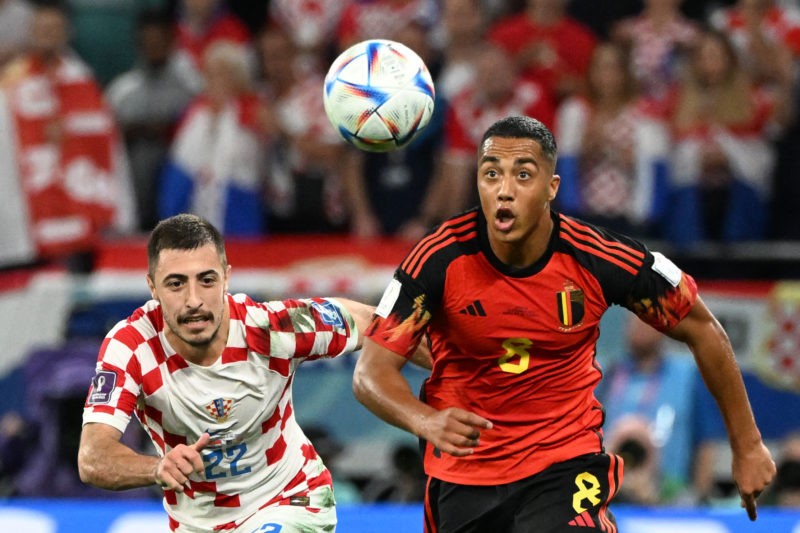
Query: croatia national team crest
755 281 800 391
205 398 233 422
557 283 585 328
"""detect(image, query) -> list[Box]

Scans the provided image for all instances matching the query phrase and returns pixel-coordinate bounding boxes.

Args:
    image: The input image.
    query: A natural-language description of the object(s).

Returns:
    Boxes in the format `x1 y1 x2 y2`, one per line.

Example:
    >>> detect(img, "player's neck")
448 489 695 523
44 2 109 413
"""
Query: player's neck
490 212 553 269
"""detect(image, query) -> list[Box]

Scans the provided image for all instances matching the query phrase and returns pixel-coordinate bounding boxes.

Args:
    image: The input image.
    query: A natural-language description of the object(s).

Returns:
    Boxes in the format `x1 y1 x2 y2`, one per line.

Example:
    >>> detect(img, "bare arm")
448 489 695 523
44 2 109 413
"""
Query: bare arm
666 296 775 519
353 338 491 456
330 298 375 349
78 422 209 493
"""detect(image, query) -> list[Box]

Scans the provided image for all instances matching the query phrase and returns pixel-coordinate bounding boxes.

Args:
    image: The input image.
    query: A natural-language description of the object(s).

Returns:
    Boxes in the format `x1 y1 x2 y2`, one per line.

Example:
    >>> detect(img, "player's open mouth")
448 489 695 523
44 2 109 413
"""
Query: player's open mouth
494 208 515 232
180 315 212 328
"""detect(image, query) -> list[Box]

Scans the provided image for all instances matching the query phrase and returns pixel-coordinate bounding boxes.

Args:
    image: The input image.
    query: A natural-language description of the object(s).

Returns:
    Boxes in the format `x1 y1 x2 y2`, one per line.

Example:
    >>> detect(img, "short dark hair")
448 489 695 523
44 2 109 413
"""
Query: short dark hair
147 214 227 278
479 115 558 166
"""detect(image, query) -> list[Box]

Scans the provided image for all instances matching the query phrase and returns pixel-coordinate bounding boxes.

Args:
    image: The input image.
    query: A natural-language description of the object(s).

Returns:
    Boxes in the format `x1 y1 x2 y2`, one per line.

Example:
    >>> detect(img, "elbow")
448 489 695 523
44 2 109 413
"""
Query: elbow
77 446 110 489
352 360 373 407
77 450 97 486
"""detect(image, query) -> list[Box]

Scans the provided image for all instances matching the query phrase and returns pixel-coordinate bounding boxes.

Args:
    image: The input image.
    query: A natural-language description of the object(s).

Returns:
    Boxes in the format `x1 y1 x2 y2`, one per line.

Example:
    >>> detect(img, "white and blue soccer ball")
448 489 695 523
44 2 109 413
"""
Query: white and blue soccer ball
323 39 435 152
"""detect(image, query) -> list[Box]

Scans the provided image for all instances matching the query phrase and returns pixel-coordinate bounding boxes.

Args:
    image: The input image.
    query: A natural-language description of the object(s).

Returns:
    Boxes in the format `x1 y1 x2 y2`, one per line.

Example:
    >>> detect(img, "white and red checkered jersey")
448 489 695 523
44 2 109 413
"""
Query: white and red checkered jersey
82 293 359 531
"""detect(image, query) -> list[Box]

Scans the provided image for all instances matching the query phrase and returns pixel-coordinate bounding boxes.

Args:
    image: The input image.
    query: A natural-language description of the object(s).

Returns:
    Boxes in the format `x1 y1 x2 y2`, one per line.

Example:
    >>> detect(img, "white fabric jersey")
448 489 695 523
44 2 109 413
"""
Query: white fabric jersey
82 293 359 531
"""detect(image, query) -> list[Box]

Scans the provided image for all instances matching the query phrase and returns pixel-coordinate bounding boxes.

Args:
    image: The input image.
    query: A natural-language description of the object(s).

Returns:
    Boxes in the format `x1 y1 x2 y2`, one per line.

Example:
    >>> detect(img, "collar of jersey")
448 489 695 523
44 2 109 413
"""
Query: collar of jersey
478 209 558 278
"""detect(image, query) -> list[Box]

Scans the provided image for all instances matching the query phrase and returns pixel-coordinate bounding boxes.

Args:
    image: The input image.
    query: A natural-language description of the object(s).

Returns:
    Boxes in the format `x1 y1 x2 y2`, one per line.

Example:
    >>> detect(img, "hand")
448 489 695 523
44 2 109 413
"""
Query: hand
397 218 429 242
419 407 493 457
351 210 381 240
154 433 211 492
732 441 776 521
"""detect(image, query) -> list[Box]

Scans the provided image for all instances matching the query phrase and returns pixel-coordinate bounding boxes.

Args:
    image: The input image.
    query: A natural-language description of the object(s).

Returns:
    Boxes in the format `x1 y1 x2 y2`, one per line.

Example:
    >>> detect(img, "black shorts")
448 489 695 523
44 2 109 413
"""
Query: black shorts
424 453 623 533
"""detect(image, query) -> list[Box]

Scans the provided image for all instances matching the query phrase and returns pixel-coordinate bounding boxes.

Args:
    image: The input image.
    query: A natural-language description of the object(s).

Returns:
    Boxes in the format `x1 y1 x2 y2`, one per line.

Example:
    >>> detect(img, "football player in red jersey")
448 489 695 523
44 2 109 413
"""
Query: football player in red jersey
354 115 776 532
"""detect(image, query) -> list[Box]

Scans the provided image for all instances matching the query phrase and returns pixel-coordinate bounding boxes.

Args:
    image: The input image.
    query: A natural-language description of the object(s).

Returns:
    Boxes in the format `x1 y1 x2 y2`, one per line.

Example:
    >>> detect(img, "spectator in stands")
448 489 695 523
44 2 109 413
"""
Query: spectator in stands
694 370 800 505
487 0 597 103
773 432 800 507
555 41 670 238
602 415 661 505
335 0 438 52
158 41 267 236
63 0 168 87
709 0 799 93
0 411 35 496
0 3 136 270
665 29 781 247
257 23 351 234
269 0 347 61
434 0 488 102
2 342 155 498
303 425 362 504
610 0 700 108
362 443 426 503
106 9 197 232
712 0 800 241
342 21 446 241
596 314 703 502
408 43 556 230
174 0 252 91
0 0 33 69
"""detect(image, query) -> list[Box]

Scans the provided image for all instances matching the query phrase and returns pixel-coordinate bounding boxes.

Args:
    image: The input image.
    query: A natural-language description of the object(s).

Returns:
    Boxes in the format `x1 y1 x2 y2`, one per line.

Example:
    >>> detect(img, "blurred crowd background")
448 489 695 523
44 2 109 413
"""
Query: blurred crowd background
1 0 800 514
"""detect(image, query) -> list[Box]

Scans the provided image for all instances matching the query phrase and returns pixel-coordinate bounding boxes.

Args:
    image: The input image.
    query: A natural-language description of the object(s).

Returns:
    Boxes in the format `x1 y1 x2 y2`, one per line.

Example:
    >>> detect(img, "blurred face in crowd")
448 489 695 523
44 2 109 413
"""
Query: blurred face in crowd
30 8 69 59
442 0 483 45
147 243 230 358
526 0 567 19
475 46 516 103
392 23 432 66
694 32 736 85
203 43 249 106
259 28 296 85
740 0 772 17
643 0 684 11
183 0 219 23
588 43 629 100
626 317 664 362
140 23 174 68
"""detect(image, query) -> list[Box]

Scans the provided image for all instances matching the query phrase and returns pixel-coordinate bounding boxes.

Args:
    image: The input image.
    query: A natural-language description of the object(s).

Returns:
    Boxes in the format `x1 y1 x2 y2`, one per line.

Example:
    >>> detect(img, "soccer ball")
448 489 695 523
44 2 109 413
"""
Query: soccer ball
323 39 435 152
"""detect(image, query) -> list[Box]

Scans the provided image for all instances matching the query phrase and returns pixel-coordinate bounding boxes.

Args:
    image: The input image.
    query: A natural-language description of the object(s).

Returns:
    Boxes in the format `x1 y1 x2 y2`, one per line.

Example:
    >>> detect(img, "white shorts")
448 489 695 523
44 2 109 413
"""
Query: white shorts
171 486 337 533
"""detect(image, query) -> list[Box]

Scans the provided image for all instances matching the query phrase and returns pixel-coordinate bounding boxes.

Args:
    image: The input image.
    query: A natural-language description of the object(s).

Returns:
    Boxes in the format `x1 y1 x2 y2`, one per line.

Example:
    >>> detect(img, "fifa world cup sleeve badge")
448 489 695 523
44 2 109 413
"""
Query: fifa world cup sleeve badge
89 370 117 404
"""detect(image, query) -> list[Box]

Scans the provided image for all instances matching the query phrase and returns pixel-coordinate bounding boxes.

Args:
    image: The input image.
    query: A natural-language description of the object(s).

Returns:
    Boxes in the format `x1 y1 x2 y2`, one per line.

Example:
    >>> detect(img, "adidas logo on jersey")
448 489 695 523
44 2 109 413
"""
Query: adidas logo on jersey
459 300 486 316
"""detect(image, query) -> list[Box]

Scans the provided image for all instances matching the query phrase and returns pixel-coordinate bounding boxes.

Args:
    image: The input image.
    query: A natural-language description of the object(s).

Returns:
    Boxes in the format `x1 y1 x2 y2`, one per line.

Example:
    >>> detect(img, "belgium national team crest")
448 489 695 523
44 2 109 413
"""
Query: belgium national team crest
557 282 585 329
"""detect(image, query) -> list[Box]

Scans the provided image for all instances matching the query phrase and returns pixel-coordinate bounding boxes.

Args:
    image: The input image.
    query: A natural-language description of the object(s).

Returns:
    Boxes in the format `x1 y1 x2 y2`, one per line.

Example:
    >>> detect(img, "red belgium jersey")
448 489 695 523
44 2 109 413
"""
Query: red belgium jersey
366 208 698 485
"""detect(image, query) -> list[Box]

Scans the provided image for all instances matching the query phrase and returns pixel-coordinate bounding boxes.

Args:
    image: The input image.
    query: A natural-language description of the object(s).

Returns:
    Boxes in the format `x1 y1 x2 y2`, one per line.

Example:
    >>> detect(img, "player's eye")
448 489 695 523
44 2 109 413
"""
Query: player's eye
166 280 183 289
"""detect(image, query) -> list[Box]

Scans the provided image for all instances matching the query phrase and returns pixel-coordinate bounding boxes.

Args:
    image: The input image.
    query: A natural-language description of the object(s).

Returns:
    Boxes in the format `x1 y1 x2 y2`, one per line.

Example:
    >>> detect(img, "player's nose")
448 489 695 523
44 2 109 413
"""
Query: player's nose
497 174 515 201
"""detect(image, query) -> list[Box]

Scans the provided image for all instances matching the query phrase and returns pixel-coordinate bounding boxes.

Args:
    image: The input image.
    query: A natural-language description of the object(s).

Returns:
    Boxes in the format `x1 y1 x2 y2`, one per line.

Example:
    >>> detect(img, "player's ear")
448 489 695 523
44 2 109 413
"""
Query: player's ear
224 264 232 291
549 174 561 201
146 274 157 300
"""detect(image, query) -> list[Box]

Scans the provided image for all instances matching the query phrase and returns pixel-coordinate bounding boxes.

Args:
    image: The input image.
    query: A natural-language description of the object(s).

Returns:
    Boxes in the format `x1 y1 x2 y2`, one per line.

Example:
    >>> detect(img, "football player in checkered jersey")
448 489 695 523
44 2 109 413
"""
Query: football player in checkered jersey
78 214 425 532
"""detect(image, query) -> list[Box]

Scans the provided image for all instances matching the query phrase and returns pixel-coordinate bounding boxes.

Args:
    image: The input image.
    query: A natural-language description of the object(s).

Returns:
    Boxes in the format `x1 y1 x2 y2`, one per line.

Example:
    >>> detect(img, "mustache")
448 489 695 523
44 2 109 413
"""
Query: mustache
178 312 213 324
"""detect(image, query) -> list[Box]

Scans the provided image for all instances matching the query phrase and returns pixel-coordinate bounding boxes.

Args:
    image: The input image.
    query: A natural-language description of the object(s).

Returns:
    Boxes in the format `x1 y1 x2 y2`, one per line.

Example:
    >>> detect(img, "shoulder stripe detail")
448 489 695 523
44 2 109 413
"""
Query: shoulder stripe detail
401 212 478 277
561 216 645 262
560 230 639 276
401 211 476 273
560 217 644 266
408 229 478 279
